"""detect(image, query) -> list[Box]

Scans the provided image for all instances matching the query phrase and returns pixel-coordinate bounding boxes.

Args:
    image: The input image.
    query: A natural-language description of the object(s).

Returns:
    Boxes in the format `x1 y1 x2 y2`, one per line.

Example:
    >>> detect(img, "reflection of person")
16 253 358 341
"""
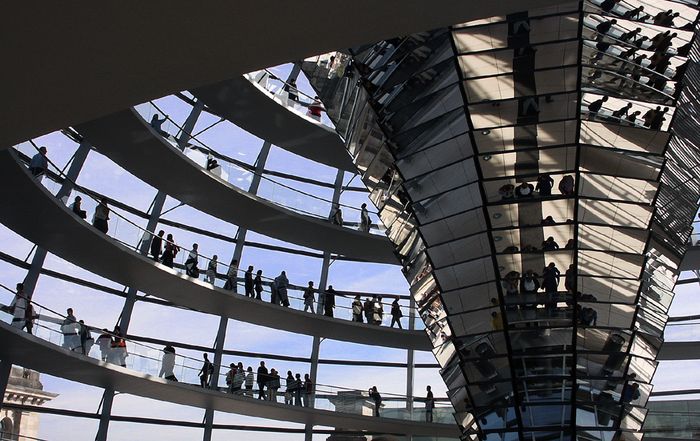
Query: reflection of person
359 203 371 232
150 114 168 137
70 196 87 219
29 147 48 178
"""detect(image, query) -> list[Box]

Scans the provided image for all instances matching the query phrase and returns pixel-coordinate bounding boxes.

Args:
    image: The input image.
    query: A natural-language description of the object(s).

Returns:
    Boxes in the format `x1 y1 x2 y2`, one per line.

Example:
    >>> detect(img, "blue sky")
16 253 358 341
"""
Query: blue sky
2 62 699 440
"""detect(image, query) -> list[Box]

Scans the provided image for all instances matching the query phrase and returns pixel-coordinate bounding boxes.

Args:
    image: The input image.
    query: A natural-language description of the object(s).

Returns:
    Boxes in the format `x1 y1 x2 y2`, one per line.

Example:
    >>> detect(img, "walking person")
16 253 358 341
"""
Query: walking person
390 298 403 329
92 197 110 234
150 230 164 261
29 146 48 178
352 295 363 323
359 203 371 232
303 281 315 313
206 255 218 284
268 369 280 402
245 367 255 397
61 308 79 350
96 329 112 362
275 271 290 307
244 265 255 298
199 353 213 388
257 361 269 399
254 269 264 300
224 259 238 290
78 320 93 355
425 385 435 422
185 243 200 278
159 345 178 381
285 371 295 405
369 386 382 417
161 234 179 268
323 285 336 317
226 364 237 393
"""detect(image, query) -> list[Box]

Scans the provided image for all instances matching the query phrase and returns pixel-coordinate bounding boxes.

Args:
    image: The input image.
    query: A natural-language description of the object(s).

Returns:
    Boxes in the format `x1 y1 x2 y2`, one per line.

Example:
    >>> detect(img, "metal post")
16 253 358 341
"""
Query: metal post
305 169 344 441
0 357 12 408
23 141 92 299
177 100 204 150
94 387 114 441
203 141 272 441
406 295 416 413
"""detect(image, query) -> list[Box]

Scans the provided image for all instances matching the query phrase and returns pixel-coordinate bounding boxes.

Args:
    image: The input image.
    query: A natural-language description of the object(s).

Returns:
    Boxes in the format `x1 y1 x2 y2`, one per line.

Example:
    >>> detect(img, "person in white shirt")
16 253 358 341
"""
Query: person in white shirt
206 255 218 284
159 345 177 381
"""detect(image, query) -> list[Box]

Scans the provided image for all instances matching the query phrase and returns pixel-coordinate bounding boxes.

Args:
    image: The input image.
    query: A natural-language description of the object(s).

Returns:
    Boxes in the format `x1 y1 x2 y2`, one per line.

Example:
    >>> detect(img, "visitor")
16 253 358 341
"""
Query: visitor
425 385 435 422
150 113 169 137
542 236 560 251
96 329 112 362
650 107 668 130
254 269 264 300
159 345 178 381
78 320 93 355
373 296 384 325
199 353 213 388
285 370 295 405
245 366 255 397
92 198 110 234
61 308 79 351
542 263 561 295
224 259 238 290
565 264 576 293
70 196 87 219
9 283 28 330
307 96 324 121
515 181 534 198
499 183 515 200
595 19 617 39
302 374 313 407
274 271 290 307
185 243 200 278
257 361 269 400
323 285 336 317
111 326 128 367
303 281 315 313
244 265 255 298
587 96 608 116
369 386 382 417
206 255 218 284
611 103 632 120
226 364 237 393
599 0 620 12
23 300 37 335
390 298 403 329
621 382 640 404
293 373 303 406
520 270 540 294
29 146 48 178
330 205 343 226
233 365 246 394
352 295 363 323
268 369 280 402
150 230 165 262
536 174 554 196
161 234 179 268
359 203 371 232
541 216 556 226
363 297 373 323
558 175 575 196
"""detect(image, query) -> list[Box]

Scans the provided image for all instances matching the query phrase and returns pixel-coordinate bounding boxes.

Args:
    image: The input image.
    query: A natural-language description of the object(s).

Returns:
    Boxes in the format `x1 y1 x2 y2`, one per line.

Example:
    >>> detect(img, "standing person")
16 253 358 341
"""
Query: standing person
425 385 435 422
28 146 48 178
536 173 554 196
303 281 315 313
244 367 255 397
225 364 236 393
323 285 336 317
293 374 303 406
150 230 164 261
10 283 28 330
224 259 238 290
352 295 363 323
565 264 576 293
78 320 93 355
558 175 575 196
542 263 561 295
285 370 295 405
390 298 403 329
359 203 371 232
330 205 343 226
275 271 290 307
23 300 37 335
369 386 382 417
70 196 87 219
268 369 280 402
363 297 373 324
96 329 112 362
199 353 213 388
161 234 179 268
159 345 178 381
233 365 246 394
61 308 79 350
92 197 110 234
257 361 269 400
185 243 200 278
254 269 264 300
244 265 255 298
373 296 384 325
206 255 218 284
111 326 128 367
303 374 313 407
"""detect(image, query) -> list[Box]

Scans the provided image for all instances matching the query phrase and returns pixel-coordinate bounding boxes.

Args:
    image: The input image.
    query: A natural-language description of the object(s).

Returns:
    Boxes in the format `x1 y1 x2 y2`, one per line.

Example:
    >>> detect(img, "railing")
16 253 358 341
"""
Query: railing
134 101 385 234
12 143 422 328
0 297 452 424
